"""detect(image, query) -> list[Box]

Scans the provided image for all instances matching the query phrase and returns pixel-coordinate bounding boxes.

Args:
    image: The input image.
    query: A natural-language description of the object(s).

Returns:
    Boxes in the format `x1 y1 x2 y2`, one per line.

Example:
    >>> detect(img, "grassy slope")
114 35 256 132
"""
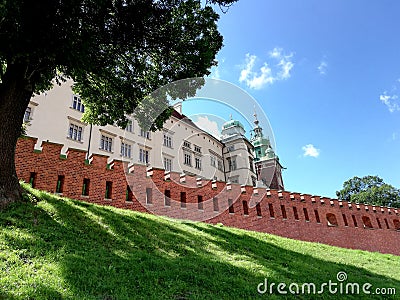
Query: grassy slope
0 185 399 300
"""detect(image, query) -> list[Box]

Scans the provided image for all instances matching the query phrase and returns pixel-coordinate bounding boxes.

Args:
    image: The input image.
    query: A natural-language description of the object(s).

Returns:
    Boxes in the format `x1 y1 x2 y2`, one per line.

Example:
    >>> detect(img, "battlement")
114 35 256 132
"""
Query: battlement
15 137 400 255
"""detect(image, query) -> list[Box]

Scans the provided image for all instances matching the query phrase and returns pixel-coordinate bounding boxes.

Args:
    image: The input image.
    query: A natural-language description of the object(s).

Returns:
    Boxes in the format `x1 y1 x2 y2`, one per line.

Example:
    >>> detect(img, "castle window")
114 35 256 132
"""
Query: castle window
139 149 149 164
180 192 186 208
194 145 201 153
243 201 249 215
249 157 254 172
227 157 237 171
24 107 32 122
256 203 262 217
326 213 338 226
68 123 83 142
164 189 171 206
293 207 299 220
72 95 84 112
163 157 172 172
303 208 309 221
184 152 192 166
213 197 219 211
126 185 133 202
314 210 321 223
342 214 348 226
228 199 234 213
351 215 358 227
210 155 216 167
376 218 382 229
82 178 90 196
362 216 373 229
281 205 287 219
105 181 112 199
125 120 133 132
120 142 132 158
55 175 65 194
195 157 202 170
163 134 173 148
198 195 203 210
100 135 113 152
393 219 400 231
140 128 151 139
146 188 152 204
384 218 390 229
217 160 223 171
268 203 275 218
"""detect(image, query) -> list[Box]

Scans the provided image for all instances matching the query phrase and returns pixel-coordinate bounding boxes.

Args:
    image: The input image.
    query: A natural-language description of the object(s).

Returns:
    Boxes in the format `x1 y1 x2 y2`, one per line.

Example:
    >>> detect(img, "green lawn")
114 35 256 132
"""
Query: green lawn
0 184 399 299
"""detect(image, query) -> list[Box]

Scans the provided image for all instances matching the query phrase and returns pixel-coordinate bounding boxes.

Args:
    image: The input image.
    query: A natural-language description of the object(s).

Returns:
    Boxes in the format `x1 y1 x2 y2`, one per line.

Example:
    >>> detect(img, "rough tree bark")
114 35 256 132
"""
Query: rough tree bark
0 63 34 210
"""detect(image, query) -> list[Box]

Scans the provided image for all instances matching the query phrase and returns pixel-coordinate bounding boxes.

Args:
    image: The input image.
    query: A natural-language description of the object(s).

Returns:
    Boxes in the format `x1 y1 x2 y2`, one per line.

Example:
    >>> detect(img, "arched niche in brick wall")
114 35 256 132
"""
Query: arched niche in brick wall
326 213 338 227
362 216 373 229
394 219 400 231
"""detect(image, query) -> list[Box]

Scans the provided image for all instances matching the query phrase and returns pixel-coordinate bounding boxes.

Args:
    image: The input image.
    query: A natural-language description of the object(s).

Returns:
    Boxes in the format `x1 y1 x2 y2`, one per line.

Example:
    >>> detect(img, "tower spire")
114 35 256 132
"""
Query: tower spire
253 106 259 126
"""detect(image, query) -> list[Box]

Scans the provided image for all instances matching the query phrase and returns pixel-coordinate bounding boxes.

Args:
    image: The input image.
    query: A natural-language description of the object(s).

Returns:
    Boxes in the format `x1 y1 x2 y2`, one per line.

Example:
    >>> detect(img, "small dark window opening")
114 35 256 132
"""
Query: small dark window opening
384 218 390 229
243 201 249 215
213 197 219 212
126 185 133 202
164 189 171 206
56 175 65 193
352 215 358 227
362 216 373 229
314 210 321 223
146 188 152 204
82 178 90 196
393 219 400 231
228 199 234 213
180 192 186 208
256 203 262 217
376 218 382 229
303 208 309 221
293 207 299 220
281 205 287 219
342 214 348 226
269 203 275 218
29 172 37 188
197 195 203 210
105 181 112 199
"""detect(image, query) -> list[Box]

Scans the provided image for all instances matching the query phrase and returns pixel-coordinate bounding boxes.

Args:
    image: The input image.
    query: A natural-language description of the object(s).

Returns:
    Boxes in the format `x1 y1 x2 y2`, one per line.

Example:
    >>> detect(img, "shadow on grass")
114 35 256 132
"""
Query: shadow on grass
1 192 399 299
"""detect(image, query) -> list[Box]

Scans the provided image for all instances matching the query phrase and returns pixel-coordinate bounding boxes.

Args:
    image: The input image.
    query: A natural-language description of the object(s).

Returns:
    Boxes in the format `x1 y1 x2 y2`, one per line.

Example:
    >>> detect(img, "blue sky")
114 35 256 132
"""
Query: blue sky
182 0 400 198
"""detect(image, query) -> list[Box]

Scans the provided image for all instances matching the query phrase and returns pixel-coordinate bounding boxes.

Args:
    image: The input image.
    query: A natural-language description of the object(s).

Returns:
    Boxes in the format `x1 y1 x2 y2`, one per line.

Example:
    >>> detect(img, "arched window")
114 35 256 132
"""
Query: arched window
326 213 338 226
362 216 373 229
393 219 400 231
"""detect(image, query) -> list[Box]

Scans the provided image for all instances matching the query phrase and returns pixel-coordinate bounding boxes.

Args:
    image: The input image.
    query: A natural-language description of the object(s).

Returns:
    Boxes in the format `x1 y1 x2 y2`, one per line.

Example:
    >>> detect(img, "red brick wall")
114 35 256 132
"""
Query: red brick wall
15 137 400 255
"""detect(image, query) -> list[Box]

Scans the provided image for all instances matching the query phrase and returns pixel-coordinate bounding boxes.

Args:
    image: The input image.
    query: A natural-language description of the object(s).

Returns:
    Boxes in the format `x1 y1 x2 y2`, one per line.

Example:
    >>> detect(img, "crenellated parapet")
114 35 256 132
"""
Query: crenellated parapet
15 136 400 256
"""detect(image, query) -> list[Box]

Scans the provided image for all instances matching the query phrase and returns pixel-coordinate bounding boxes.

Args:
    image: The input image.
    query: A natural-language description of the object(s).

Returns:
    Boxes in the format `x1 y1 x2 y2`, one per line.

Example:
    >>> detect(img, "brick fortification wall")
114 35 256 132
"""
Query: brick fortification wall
16 137 400 255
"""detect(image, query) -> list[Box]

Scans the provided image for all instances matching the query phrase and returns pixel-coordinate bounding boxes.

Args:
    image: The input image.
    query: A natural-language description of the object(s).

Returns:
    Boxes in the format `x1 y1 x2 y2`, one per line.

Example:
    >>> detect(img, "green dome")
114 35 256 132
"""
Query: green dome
222 119 245 130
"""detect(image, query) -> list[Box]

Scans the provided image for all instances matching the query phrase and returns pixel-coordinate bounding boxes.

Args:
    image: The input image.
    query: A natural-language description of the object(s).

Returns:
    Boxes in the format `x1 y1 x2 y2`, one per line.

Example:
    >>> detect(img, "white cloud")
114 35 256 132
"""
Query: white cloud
302 144 320 158
239 48 294 89
379 92 400 113
193 116 221 139
318 61 328 75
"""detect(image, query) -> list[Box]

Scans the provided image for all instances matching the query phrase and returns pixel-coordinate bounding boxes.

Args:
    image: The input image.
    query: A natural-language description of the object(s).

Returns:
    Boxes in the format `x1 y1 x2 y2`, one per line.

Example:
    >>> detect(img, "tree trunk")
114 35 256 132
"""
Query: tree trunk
0 63 34 210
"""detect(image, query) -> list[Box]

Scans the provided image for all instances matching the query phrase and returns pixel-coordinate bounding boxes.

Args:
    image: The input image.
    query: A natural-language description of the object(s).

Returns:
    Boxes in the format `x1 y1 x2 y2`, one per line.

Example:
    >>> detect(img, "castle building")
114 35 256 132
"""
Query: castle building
24 80 283 188
250 112 285 190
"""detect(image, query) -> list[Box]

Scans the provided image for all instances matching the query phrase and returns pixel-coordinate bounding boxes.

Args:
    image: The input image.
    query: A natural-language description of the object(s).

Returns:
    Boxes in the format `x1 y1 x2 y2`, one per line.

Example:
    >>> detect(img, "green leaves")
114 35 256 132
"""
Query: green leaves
336 176 400 207
0 0 234 130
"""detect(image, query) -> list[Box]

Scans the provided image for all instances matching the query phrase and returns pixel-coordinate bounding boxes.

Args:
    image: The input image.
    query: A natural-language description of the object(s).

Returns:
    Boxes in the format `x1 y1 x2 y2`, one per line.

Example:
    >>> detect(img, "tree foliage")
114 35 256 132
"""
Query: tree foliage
0 0 237 206
336 176 400 208
1 0 237 129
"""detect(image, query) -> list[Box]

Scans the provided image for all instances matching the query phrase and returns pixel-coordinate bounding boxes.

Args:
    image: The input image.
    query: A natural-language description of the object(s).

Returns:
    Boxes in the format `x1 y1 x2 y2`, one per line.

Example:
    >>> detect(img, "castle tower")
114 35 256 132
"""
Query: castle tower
220 116 257 186
250 111 284 190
